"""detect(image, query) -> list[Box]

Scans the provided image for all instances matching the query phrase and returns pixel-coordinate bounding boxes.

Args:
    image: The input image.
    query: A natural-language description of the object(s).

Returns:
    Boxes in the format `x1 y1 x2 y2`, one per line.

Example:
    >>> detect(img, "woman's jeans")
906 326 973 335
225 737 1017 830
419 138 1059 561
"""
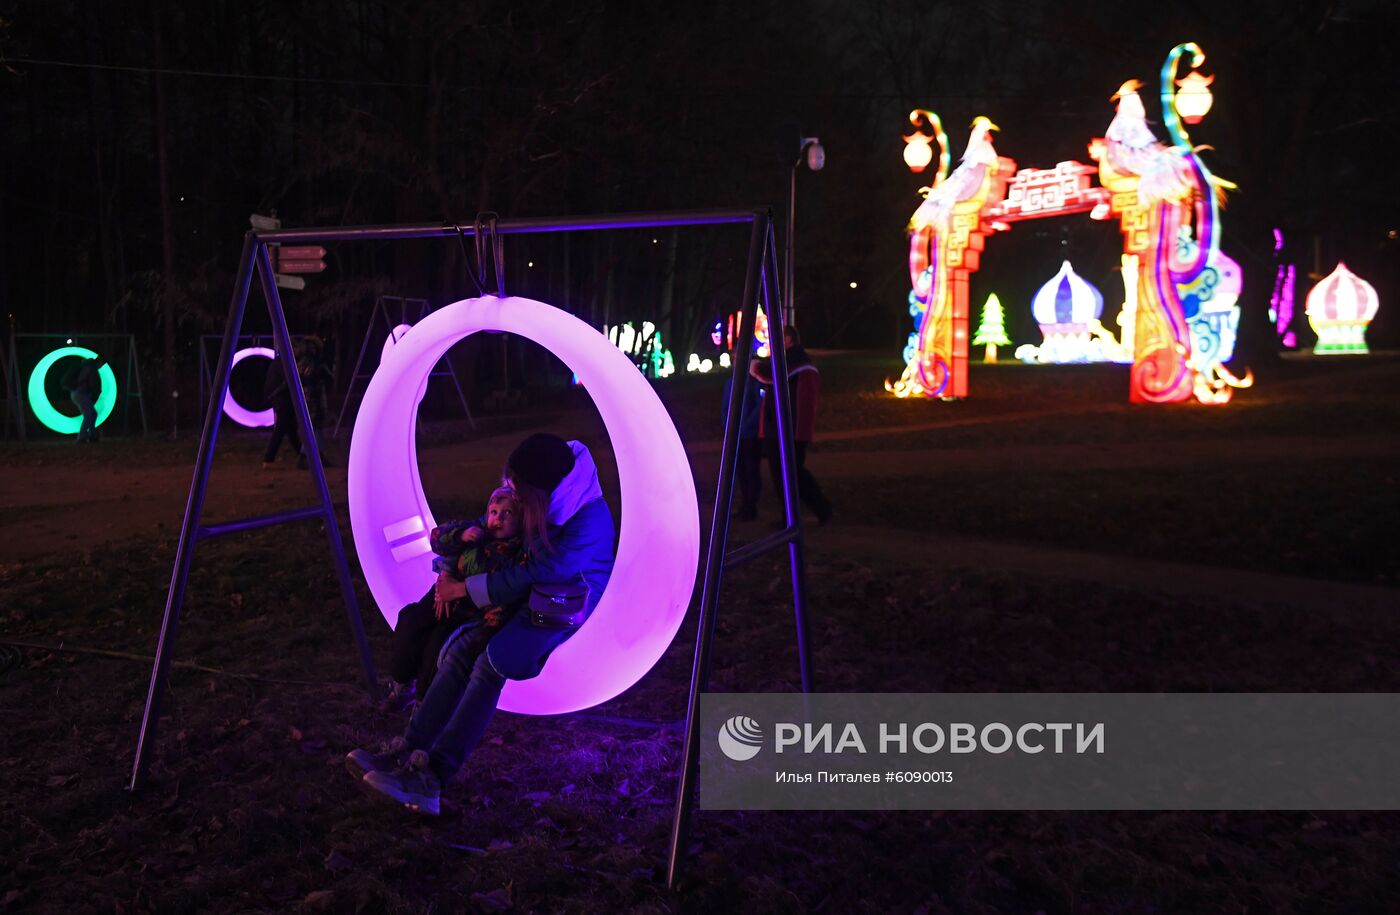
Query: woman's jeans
404 635 505 783
71 390 97 442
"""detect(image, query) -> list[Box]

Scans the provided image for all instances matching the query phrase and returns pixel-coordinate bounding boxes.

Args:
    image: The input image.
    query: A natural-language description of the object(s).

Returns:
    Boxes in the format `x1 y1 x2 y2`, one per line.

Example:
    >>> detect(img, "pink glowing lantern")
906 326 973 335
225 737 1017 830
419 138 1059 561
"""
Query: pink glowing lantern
1306 262 1380 354
223 347 276 427
347 296 700 715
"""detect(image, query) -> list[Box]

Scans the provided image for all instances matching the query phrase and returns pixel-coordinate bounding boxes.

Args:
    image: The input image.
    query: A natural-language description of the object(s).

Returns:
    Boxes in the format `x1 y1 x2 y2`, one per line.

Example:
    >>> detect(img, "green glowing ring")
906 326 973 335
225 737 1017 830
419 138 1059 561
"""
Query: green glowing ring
27 346 118 434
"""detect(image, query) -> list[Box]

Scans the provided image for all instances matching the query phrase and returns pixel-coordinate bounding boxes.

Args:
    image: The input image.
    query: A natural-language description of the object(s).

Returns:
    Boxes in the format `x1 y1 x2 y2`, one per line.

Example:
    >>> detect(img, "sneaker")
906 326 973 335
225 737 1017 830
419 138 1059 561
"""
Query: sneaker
362 750 442 815
345 735 409 780
260 461 278 471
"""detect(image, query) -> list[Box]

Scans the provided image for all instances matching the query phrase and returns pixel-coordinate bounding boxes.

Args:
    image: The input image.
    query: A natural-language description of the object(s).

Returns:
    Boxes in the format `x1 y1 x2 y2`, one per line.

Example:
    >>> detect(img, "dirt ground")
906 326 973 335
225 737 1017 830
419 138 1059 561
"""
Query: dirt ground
2 352 1398 913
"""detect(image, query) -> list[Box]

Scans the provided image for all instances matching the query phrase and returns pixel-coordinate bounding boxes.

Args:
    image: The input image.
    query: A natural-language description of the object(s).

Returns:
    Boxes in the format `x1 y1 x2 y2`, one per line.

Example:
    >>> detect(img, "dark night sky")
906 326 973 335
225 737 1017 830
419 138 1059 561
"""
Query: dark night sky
1 0 1396 381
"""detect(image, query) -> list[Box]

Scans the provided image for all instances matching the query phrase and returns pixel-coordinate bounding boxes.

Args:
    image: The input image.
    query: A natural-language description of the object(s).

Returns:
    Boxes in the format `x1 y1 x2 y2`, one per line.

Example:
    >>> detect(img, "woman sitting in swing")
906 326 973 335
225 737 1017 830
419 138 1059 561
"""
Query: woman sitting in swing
347 433 615 815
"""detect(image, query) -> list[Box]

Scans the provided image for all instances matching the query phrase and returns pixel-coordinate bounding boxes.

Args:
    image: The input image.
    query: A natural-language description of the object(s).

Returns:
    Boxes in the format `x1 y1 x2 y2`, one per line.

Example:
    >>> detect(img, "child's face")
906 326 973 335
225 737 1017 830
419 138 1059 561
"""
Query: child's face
486 497 520 539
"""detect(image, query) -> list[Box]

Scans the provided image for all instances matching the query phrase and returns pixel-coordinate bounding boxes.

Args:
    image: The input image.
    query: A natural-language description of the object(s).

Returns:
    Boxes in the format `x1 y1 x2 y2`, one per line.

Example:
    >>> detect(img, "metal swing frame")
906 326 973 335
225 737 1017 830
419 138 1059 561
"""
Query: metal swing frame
2 331 150 440
128 208 814 892
332 294 475 439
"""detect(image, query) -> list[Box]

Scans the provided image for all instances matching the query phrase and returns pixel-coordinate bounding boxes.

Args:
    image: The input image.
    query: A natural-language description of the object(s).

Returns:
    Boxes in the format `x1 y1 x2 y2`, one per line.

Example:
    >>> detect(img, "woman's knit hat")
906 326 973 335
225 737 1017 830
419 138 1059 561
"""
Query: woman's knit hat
506 433 575 493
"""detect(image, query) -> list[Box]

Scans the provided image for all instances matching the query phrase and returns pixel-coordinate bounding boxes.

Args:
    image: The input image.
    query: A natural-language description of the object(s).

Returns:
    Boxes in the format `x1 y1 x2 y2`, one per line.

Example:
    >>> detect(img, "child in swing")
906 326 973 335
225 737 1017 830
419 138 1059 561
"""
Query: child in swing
382 484 528 709
348 433 615 815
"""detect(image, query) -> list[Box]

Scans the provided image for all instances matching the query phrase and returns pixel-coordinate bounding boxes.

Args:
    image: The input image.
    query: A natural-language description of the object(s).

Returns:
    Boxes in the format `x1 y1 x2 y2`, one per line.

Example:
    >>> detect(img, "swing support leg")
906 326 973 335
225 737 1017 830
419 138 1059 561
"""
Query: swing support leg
130 235 257 792
666 211 813 889
130 237 379 792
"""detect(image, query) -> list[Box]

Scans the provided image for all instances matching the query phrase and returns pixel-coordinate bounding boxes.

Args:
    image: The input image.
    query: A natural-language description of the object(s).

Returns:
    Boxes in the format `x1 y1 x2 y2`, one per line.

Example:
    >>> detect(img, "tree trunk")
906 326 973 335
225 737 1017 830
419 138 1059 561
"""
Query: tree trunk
84 3 117 320
150 0 177 421
659 227 679 345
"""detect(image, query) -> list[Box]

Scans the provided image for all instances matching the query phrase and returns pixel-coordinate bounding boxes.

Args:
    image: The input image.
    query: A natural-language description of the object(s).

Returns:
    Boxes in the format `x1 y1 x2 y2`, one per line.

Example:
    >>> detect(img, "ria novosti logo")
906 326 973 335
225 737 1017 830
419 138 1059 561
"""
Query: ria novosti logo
717 716 764 761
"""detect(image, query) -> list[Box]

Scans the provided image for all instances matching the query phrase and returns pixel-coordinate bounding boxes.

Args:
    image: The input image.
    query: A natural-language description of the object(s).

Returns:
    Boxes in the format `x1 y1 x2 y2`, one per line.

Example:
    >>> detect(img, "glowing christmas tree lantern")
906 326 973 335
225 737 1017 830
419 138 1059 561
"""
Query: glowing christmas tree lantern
1024 261 1105 363
1307 262 1380 354
1173 70 1214 124
972 294 1011 362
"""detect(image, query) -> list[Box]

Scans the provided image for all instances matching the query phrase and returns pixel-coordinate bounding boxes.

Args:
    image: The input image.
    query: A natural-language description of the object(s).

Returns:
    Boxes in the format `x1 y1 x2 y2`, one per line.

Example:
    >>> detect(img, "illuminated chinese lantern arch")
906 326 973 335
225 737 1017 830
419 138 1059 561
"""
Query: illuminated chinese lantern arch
888 42 1252 406
347 296 700 715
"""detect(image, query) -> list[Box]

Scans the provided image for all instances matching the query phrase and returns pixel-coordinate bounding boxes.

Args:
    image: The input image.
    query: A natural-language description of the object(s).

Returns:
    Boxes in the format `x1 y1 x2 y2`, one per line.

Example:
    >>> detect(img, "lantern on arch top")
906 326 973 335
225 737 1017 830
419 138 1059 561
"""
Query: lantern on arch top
903 134 934 173
902 108 948 176
1306 262 1380 354
1173 70 1215 124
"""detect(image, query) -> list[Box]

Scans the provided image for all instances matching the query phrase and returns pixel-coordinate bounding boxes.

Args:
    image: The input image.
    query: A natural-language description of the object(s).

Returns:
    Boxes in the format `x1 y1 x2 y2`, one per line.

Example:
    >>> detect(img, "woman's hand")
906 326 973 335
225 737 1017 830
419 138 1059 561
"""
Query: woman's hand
433 571 449 619
434 572 468 616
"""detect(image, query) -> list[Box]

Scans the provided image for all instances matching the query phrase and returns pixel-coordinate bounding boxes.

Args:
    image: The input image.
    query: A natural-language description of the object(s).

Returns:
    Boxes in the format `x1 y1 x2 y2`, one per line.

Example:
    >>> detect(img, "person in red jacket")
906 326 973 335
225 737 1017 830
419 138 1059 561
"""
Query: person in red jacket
749 325 833 526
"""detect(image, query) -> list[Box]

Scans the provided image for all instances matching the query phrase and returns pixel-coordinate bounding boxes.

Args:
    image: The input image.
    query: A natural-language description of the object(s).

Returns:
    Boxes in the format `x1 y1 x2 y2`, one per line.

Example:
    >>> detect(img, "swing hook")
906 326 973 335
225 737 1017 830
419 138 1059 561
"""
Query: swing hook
451 224 486 298
474 212 506 298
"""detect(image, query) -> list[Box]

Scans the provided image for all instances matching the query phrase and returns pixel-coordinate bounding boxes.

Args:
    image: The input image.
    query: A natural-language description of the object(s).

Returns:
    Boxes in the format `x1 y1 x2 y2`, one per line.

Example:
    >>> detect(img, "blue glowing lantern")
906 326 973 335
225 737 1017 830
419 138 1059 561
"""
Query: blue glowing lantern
1032 260 1103 332
1027 261 1106 364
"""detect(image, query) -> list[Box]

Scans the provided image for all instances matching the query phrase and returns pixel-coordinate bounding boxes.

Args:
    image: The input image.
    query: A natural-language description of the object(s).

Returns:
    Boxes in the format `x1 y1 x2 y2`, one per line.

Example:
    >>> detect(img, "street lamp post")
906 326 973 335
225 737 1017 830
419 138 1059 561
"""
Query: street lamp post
785 136 825 327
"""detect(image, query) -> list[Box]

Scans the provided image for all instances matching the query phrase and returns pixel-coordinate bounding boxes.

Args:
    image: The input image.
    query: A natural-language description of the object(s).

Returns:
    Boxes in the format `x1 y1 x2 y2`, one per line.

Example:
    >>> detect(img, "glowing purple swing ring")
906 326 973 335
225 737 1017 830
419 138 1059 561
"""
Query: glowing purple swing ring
348 296 701 715
223 347 277 428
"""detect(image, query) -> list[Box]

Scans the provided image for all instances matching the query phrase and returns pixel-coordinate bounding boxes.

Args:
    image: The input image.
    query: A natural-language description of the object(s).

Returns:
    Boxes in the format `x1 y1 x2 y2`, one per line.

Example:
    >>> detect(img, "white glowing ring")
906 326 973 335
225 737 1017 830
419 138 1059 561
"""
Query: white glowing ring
348 296 700 715
223 347 277 427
